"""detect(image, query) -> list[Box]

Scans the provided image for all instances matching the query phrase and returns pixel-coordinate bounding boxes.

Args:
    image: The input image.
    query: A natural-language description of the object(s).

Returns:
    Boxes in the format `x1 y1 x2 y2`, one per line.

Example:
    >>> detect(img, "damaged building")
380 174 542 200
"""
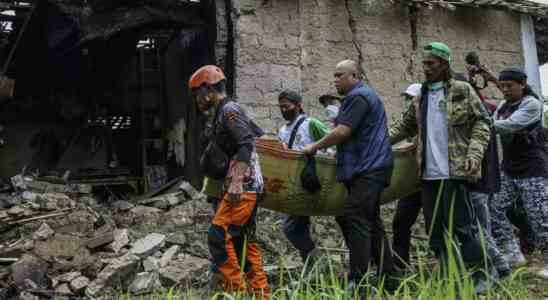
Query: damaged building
0 0 546 194
0 0 548 298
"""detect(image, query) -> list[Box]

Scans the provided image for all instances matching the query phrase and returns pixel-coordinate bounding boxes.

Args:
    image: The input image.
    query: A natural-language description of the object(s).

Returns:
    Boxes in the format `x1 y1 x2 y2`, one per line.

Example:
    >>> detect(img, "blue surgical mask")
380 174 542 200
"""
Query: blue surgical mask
325 105 339 121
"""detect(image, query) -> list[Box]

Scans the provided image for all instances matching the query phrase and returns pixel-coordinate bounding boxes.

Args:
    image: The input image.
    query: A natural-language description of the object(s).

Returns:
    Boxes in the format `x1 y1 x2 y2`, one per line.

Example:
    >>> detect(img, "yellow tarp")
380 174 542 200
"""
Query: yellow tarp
203 139 419 216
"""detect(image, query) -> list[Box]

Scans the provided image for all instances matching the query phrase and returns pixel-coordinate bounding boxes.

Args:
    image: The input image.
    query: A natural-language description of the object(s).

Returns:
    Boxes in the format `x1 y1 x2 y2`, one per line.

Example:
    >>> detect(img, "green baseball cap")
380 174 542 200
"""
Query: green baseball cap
424 42 452 62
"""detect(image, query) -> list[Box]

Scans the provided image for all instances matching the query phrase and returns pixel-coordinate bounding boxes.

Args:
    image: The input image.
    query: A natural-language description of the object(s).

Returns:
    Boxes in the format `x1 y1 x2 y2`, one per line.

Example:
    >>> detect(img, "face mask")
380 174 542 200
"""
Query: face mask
325 105 339 121
281 109 298 121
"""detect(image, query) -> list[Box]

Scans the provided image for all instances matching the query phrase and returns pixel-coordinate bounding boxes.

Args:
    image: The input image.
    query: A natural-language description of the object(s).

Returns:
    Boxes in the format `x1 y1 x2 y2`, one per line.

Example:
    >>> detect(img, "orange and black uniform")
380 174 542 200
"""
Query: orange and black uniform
206 98 270 299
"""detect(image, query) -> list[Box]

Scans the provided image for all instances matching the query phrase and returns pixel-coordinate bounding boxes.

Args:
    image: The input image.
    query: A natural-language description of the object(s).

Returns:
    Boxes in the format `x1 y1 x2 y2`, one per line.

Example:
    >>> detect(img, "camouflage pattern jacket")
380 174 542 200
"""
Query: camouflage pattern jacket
390 79 491 181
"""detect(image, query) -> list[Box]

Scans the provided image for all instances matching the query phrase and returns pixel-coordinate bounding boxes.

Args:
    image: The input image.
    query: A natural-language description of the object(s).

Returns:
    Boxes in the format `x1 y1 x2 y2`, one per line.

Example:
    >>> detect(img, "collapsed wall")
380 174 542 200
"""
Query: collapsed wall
218 0 524 135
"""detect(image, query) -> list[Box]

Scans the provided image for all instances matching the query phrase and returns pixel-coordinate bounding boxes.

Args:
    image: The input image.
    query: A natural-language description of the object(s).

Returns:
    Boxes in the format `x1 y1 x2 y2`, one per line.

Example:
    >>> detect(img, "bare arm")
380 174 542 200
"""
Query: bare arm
305 124 352 153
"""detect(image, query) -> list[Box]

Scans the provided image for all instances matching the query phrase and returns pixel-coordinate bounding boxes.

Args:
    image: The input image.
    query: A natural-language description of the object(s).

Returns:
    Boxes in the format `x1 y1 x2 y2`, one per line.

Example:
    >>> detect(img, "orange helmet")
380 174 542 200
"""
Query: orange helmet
188 65 226 90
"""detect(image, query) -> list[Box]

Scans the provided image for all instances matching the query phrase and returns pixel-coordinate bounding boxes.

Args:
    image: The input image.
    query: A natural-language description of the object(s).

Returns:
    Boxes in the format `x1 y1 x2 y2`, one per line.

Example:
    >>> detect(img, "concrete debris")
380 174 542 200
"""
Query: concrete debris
21 191 38 202
32 222 54 240
22 240 34 251
111 200 134 212
10 175 27 190
138 192 184 210
18 291 39 300
158 255 209 287
10 254 49 290
143 256 160 272
22 279 38 290
35 193 74 211
7 206 24 216
128 272 161 295
178 181 205 201
86 230 114 250
85 254 139 298
160 245 179 268
107 228 130 253
0 173 345 299
54 271 82 283
130 233 166 258
55 283 73 296
70 275 90 293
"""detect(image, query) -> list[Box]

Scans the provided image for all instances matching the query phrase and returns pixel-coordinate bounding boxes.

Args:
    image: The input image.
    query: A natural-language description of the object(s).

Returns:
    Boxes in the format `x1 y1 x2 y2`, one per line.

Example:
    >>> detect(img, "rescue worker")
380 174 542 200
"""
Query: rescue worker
277 89 330 265
391 83 423 271
189 65 270 298
303 60 399 294
490 68 548 279
389 42 491 292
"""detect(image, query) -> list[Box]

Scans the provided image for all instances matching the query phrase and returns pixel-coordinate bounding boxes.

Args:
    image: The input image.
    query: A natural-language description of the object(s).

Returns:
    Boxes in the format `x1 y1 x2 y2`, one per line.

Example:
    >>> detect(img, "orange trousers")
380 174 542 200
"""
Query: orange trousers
208 193 270 299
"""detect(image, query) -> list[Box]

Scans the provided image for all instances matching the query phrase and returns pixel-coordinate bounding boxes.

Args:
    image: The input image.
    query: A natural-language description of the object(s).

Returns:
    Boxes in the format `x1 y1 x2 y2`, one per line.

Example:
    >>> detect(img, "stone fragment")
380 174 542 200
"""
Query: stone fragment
33 234 94 272
158 255 209 287
7 206 24 216
70 275 90 293
107 229 130 253
32 223 54 240
54 271 81 283
10 175 27 190
143 257 159 272
112 200 134 212
36 193 73 211
75 184 92 194
21 191 38 202
130 233 166 258
10 254 48 290
85 254 139 298
19 291 39 300
179 181 204 200
160 245 179 267
128 272 161 295
86 231 114 249
23 279 38 289
23 240 34 251
138 193 183 210
165 233 187 247
56 283 73 296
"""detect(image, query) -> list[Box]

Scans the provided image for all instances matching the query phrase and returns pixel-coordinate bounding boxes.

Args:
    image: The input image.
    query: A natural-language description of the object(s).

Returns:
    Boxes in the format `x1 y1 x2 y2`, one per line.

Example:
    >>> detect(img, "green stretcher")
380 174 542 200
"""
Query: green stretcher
203 139 420 216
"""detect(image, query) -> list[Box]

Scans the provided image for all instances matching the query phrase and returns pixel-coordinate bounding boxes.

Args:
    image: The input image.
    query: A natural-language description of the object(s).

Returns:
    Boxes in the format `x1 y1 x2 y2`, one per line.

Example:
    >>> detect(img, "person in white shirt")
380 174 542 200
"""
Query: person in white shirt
277 89 329 266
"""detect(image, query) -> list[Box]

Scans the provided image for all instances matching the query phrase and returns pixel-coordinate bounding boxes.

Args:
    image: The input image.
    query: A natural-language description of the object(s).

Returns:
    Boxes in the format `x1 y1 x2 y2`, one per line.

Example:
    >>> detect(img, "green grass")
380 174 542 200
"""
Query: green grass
116 185 548 299
116 250 546 300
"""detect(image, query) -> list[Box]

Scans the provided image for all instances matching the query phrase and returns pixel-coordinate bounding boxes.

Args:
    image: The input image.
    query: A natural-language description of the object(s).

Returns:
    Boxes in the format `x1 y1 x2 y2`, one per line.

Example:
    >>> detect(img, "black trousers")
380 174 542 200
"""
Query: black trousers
422 180 486 271
392 192 422 269
336 172 395 281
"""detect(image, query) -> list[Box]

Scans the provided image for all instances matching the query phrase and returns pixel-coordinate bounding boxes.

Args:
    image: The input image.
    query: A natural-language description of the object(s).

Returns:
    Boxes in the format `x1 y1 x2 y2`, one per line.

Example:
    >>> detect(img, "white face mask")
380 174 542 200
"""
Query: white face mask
325 105 339 121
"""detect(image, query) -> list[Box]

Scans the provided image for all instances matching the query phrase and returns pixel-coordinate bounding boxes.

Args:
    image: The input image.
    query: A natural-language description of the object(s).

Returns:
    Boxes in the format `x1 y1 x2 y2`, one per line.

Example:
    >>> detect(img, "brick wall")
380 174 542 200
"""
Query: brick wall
220 0 524 135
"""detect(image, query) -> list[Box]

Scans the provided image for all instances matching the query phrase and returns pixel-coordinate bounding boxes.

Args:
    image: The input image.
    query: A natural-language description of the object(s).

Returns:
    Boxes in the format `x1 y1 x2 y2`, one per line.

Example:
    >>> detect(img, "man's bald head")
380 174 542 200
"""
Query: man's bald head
336 60 360 76
334 60 361 95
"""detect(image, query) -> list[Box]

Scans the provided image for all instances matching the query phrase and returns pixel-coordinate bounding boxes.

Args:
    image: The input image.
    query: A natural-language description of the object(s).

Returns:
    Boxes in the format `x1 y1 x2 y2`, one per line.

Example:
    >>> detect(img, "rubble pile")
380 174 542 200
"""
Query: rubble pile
0 175 345 299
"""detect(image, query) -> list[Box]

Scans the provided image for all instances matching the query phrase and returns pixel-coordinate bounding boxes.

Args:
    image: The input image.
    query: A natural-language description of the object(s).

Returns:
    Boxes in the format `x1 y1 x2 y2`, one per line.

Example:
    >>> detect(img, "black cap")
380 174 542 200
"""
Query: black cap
278 89 302 103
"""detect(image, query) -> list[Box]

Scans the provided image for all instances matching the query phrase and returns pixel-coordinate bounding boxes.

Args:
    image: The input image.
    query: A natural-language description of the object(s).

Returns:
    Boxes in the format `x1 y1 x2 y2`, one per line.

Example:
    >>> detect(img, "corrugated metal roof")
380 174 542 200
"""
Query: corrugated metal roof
399 0 548 18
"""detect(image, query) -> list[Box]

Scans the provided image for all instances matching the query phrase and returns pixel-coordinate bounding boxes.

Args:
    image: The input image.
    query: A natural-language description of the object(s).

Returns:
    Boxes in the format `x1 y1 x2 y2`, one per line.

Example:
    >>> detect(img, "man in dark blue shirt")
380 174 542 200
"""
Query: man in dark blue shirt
303 60 397 291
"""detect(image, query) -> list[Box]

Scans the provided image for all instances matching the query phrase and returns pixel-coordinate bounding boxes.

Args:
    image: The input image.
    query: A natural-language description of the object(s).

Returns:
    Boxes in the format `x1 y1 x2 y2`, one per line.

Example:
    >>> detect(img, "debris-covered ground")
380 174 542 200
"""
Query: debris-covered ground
0 174 348 299
1 175 546 300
